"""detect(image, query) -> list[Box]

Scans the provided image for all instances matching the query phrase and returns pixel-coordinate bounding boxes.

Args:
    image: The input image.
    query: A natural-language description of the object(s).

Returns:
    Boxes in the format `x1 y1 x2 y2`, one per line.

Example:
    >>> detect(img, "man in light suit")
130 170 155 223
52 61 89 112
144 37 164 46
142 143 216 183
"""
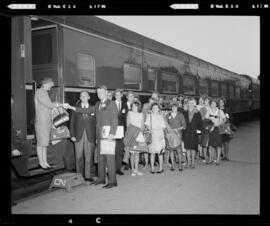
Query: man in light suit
70 91 96 182
68 85 118 189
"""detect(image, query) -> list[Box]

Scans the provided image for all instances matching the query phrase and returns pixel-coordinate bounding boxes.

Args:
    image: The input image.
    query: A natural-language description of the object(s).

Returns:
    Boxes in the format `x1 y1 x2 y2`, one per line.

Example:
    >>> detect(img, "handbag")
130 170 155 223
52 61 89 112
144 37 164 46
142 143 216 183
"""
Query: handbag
143 113 152 145
100 139 116 155
50 125 70 141
165 129 180 149
133 142 149 153
52 107 70 128
219 123 233 135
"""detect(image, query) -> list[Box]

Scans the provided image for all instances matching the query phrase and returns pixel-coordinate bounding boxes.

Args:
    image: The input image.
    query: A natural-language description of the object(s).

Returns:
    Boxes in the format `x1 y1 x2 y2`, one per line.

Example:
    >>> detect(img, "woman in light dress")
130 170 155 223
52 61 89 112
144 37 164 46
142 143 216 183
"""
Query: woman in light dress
126 101 145 176
145 103 166 174
34 78 60 169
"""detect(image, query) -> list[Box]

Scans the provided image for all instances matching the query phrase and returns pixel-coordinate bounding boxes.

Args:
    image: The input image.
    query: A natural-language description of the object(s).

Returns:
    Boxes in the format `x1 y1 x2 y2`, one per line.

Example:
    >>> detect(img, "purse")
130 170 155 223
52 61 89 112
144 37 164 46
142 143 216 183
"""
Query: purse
100 139 116 155
165 129 181 149
50 125 70 141
52 107 70 128
143 113 152 145
133 142 149 153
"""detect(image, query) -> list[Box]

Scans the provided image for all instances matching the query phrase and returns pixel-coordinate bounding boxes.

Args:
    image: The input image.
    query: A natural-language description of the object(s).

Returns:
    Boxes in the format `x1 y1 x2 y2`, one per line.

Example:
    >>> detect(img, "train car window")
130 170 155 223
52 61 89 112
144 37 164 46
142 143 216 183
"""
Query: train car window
162 72 178 93
123 63 142 90
77 53 95 86
148 68 157 91
229 85 235 99
32 29 56 66
183 75 196 95
235 87 241 99
199 79 208 95
211 81 219 97
221 83 228 97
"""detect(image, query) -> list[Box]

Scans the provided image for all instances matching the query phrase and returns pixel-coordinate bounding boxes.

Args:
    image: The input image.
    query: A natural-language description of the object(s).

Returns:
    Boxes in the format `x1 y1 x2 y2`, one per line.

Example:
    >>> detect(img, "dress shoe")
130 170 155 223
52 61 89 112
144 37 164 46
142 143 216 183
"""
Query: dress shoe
150 170 155 174
123 164 130 171
178 168 183 171
85 178 95 183
94 180 106 185
38 164 49 170
102 183 117 189
116 170 124 175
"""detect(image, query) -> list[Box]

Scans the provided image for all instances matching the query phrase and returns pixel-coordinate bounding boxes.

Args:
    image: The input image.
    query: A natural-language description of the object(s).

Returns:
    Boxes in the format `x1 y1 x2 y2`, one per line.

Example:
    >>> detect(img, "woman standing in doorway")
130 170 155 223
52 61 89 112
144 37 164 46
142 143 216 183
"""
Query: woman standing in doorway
34 78 60 169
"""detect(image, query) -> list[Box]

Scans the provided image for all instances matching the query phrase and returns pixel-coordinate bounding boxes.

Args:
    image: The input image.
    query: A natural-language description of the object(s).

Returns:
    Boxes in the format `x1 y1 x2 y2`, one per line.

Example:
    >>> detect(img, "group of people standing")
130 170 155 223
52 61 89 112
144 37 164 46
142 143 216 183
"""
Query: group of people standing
32 77 233 190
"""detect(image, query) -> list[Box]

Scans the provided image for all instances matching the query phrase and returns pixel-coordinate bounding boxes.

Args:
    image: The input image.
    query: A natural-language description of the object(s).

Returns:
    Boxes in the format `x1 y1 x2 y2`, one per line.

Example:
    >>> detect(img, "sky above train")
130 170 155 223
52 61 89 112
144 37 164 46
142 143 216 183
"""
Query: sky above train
97 16 259 79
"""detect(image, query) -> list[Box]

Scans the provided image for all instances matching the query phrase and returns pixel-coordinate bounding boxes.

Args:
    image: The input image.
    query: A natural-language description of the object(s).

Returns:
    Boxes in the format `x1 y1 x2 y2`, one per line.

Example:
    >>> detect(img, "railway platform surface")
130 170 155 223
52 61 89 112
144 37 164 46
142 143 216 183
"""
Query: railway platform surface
12 119 260 214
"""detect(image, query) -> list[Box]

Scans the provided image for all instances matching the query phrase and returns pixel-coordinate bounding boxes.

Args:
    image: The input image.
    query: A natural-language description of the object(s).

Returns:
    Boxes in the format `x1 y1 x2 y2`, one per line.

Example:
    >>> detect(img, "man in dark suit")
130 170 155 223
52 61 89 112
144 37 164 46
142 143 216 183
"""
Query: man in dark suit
70 91 96 182
114 89 125 176
122 91 134 170
68 85 118 189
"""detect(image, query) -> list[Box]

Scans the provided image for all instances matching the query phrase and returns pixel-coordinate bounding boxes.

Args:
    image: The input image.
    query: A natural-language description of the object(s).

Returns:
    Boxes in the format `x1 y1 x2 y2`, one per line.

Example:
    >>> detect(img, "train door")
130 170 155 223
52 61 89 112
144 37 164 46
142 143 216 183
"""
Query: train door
11 16 66 177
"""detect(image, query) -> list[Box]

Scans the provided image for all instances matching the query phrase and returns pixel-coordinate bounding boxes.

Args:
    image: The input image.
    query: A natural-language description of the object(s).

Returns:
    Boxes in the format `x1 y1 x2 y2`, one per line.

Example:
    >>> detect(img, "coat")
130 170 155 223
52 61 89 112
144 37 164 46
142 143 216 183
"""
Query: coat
165 111 186 144
75 98 118 139
182 110 203 150
34 87 56 146
70 103 96 143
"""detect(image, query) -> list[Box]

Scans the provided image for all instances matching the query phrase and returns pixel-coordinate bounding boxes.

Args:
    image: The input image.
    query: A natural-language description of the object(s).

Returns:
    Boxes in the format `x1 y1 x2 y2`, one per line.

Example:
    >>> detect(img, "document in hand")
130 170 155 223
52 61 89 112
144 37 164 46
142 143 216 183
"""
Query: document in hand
101 126 124 139
100 139 116 155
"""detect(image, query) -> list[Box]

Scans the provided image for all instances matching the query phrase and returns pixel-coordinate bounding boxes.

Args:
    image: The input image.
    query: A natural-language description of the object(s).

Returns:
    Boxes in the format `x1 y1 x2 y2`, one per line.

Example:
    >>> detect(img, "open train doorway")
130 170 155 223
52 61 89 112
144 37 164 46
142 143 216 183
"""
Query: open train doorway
11 16 67 178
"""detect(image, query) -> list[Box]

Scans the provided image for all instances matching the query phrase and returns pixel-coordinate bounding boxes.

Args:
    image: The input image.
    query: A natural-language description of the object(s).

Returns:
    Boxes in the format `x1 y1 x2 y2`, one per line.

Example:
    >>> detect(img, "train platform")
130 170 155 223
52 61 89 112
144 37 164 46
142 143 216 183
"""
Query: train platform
11 120 260 214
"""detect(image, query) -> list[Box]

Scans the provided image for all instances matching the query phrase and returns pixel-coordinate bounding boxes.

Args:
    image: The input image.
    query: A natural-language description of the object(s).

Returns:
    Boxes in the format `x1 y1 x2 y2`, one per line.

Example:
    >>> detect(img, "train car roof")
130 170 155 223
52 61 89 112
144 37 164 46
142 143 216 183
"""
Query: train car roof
35 15 247 83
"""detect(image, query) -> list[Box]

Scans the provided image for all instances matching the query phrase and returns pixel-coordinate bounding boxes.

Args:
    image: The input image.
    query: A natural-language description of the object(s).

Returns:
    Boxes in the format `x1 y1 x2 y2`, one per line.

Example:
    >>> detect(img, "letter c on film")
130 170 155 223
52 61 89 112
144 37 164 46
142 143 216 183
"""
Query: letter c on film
96 217 101 224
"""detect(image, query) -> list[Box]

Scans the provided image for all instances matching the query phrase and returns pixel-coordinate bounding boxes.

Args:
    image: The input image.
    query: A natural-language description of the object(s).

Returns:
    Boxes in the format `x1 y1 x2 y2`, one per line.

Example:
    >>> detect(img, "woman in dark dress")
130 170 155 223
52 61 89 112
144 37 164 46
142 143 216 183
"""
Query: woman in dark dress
219 98 231 161
205 99 226 165
182 98 203 169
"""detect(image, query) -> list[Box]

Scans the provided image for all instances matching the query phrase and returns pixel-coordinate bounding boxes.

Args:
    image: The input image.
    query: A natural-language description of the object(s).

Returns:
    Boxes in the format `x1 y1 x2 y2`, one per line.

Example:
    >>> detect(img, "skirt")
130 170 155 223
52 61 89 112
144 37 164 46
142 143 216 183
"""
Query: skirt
208 127 222 148
221 134 231 143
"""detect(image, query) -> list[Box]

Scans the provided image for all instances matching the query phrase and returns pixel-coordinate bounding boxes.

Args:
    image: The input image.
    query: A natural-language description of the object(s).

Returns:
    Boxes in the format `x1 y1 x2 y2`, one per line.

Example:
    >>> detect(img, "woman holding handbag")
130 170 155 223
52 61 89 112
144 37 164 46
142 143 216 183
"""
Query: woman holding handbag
125 101 145 176
145 103 166 174
205 99 226 165
165 103 186 171
219 98 232 161
34 78 61 169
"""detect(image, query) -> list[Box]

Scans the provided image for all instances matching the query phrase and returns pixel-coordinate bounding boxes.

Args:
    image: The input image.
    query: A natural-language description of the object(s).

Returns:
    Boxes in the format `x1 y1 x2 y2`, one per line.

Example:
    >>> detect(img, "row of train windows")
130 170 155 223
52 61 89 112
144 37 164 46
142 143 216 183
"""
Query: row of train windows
32 33 245 99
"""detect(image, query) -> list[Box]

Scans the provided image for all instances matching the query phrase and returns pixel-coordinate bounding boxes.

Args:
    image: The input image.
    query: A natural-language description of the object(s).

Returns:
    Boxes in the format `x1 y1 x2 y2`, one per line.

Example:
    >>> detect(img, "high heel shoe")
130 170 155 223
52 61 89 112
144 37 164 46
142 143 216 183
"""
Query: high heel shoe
38 164 49 170
150 170 155 174
157 169 164 174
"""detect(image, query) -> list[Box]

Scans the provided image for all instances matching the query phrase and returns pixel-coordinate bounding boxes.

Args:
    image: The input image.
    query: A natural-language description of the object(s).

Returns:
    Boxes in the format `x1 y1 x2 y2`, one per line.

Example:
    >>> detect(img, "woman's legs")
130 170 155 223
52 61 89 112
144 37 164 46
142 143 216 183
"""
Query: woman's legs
186 150 191 168
208 147 214 163
224 142 229 160
134 153 139 172
191 150 196 168
170 150 175 170
42 146 51 167
150 153 155 172
143 153 149 169
216 147 221 164
177 147 183 170
130 153 135 174
37 146 46 168
158 154 164 172
203 147 208 163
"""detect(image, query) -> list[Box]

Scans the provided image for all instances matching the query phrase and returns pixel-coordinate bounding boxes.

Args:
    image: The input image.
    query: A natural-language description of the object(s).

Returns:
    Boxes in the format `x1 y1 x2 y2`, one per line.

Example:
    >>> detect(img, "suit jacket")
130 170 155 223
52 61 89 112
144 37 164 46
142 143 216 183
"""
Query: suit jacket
70 103 96 142
115 100 125 126
121 101 132 131
75 99 118 139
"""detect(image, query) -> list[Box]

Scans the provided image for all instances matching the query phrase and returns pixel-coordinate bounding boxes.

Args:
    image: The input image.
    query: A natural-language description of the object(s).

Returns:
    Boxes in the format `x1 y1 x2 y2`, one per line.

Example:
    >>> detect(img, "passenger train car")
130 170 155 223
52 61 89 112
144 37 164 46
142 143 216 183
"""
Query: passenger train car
8 15 260 178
